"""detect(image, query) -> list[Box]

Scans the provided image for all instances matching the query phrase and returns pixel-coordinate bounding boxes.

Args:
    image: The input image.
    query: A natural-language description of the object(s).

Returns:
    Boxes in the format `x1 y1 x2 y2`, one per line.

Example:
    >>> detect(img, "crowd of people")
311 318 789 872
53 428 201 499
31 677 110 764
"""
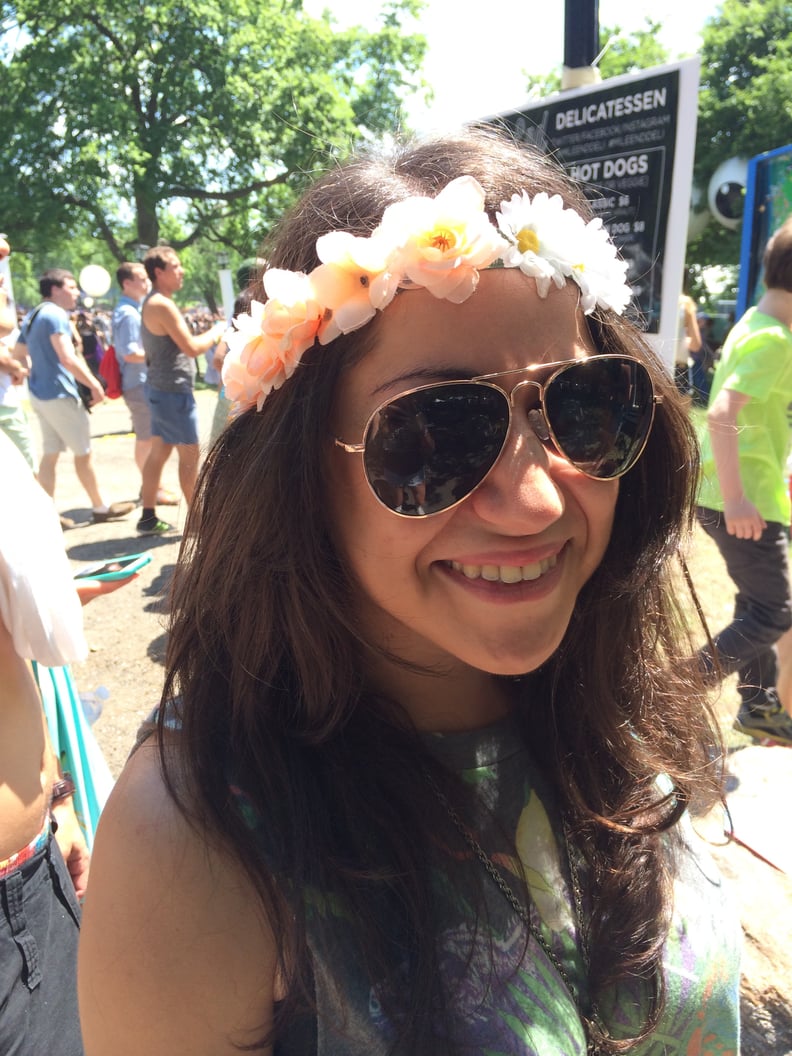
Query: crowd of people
2 126 792 1054
1 248 227 534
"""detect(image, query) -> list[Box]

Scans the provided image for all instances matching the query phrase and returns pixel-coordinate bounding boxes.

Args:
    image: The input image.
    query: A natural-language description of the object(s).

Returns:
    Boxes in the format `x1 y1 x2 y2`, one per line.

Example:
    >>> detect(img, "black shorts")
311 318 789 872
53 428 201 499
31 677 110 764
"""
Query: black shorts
0 837 83 1055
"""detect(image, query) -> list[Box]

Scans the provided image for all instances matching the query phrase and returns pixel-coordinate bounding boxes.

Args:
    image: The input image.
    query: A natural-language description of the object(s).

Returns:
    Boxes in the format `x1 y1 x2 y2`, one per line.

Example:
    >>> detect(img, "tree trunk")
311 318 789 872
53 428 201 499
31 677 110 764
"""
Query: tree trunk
134 181 160 251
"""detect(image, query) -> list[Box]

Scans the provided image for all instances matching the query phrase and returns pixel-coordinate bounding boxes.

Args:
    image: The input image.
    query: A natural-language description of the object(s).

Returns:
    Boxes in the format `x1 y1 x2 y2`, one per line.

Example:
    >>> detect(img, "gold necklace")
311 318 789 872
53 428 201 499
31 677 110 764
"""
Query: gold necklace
427 774 608 1055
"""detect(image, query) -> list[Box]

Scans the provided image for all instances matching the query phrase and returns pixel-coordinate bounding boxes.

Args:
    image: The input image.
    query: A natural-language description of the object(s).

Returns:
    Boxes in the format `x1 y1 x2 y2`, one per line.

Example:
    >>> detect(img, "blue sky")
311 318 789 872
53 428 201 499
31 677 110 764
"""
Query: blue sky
304 0 722 131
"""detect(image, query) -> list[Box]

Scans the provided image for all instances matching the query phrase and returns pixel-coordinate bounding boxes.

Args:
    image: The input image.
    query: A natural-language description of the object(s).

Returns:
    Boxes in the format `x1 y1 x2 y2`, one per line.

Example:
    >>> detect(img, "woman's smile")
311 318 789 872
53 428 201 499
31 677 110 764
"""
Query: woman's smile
445 548 560 584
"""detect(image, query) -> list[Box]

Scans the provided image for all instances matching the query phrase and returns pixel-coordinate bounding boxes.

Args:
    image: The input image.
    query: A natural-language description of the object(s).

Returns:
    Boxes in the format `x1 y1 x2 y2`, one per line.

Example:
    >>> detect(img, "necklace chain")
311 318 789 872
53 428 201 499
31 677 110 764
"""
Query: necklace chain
426 773 607 1055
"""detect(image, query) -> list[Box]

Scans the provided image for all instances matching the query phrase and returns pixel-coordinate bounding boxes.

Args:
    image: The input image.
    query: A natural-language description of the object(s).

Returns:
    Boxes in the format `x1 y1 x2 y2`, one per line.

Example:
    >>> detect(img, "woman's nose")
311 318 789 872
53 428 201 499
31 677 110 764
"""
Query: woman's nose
466 401 565 530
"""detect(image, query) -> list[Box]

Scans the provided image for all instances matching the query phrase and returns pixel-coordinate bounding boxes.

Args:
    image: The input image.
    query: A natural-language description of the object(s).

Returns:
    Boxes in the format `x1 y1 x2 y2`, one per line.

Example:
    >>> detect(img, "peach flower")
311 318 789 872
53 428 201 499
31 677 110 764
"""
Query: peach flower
222 270 323 410
377 176 507 303
312 230 400 344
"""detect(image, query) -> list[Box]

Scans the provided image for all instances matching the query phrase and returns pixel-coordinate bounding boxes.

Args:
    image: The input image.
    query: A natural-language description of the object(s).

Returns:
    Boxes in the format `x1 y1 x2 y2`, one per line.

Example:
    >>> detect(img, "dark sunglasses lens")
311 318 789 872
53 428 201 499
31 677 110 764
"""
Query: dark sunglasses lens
544 358 654 478
363 385 509 515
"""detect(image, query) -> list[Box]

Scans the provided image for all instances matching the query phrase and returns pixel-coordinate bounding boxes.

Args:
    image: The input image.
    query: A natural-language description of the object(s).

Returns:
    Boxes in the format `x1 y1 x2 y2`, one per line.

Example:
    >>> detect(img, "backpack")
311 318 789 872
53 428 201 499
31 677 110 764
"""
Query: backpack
98 344 122 399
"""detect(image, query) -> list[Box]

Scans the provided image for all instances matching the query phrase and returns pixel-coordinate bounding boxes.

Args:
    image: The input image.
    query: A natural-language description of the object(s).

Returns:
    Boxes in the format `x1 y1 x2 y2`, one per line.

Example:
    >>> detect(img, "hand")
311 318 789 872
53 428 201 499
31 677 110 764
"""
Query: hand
9 360 29 385
76 574 140 605
89 381 105 407
212 339 228 370
723 496 766 540
51 797 91 900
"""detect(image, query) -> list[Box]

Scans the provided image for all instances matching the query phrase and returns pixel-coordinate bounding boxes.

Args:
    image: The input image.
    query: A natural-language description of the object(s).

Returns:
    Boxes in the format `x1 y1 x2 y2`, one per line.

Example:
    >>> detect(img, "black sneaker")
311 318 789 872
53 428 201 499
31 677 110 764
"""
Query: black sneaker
734 698 792 747
137 516 176 536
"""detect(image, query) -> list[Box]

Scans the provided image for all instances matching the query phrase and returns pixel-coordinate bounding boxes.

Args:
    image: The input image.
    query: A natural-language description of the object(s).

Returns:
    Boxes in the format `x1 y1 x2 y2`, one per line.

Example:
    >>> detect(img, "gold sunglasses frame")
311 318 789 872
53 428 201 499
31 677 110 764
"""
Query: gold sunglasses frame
334 354 662 518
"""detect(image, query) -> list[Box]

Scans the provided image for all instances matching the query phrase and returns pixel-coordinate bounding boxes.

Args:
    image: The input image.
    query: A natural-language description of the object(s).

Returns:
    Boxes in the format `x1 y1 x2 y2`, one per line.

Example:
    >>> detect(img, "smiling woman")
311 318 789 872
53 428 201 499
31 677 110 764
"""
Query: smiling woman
78 129 740 1056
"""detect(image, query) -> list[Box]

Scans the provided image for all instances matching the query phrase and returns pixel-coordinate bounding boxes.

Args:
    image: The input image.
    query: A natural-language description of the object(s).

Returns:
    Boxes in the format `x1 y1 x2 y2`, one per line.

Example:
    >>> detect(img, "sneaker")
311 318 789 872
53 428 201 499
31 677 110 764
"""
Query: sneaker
60 515 76 531
137 516 176 536
92 500 136 523
734 698 792 747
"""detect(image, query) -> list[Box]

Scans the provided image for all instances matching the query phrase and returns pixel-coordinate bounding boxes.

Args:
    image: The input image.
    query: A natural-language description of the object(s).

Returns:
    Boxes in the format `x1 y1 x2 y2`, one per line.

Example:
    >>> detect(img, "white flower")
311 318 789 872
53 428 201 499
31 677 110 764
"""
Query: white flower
496 191 631 314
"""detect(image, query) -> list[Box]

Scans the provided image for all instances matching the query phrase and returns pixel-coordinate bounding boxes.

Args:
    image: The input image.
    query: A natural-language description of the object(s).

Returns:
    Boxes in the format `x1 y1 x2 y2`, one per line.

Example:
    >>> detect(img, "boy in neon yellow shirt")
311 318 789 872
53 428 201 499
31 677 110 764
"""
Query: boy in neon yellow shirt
697 218 792 744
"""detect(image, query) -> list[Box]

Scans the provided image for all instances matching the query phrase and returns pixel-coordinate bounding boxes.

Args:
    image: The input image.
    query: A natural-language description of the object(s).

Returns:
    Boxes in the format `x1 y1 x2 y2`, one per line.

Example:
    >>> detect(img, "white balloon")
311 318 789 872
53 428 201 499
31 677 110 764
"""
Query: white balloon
79 264 112 298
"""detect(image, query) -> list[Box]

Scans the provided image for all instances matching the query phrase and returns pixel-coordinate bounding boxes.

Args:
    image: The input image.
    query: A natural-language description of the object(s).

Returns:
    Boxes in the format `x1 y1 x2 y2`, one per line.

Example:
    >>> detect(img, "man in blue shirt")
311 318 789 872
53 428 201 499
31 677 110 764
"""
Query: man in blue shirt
15 269 134 524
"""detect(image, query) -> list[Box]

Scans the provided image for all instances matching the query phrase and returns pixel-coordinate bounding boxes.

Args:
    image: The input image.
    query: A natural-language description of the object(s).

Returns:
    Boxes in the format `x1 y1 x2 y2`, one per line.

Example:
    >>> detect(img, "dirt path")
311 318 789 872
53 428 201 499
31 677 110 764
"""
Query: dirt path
46 391 792 1054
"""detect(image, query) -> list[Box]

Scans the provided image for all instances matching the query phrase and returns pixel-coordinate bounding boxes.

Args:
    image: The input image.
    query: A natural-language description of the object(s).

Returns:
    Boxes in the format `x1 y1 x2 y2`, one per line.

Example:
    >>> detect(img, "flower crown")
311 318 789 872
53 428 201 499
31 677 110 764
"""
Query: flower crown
222 175 631 412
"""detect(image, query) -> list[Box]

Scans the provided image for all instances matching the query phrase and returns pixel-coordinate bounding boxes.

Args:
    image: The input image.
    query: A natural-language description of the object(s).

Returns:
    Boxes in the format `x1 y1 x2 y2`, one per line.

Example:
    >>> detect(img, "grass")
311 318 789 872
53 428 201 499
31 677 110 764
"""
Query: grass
681 522 742 720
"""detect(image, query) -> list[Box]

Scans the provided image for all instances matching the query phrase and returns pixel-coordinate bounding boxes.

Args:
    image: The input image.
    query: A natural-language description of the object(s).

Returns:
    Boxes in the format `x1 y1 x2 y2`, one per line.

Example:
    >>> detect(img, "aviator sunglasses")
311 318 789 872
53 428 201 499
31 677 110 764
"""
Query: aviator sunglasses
335 355 660 518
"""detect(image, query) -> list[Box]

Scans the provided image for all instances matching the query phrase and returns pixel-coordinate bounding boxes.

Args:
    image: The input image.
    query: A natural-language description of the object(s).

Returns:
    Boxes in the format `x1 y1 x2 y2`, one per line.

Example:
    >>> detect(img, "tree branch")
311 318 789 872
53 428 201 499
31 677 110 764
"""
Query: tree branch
58 192 126 260
167 172 289 202
83 12 128 58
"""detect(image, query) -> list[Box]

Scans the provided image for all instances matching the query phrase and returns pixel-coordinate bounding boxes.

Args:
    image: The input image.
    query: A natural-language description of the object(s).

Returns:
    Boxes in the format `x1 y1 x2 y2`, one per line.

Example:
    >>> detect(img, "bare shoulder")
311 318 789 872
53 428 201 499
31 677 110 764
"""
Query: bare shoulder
142 292 182 332
79 741 277 1055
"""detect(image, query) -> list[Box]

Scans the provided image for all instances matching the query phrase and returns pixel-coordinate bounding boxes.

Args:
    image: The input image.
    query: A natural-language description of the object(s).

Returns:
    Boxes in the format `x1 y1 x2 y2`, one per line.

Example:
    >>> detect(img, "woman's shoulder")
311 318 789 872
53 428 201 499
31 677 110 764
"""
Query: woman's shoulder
79 739 279 1056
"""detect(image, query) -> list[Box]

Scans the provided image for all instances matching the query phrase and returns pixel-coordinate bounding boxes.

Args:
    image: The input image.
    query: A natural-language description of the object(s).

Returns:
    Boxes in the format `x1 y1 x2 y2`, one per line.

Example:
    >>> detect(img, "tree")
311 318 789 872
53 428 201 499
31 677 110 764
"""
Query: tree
597 20 669 80
689 0 792 269
522 20 670 100
0 0 426 261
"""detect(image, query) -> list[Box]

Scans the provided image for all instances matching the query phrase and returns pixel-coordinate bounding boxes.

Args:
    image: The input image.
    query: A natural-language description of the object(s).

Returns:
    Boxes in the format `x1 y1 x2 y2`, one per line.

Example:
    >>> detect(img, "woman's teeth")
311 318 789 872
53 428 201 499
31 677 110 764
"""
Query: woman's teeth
449 555 558 584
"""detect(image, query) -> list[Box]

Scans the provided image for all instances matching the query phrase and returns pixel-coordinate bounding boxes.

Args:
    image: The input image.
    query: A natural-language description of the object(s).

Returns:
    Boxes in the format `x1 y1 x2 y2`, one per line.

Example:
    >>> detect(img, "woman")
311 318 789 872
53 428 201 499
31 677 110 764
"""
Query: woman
78 131 740 1055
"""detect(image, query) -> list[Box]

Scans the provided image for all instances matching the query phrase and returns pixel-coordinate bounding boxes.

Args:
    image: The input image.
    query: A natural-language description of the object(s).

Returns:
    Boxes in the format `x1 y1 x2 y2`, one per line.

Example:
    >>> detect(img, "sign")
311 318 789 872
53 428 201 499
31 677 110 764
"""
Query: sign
489 59 700 367
738 143 792 316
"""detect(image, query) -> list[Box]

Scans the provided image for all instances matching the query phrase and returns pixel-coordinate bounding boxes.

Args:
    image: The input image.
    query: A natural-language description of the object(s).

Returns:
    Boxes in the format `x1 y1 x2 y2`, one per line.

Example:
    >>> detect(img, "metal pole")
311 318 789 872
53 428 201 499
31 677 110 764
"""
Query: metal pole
562 0 600 90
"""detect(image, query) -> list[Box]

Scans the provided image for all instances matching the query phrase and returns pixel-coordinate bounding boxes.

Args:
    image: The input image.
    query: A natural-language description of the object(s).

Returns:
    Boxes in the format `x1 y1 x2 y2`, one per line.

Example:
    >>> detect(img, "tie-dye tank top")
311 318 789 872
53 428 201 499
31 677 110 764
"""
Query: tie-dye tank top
232 716 741 1055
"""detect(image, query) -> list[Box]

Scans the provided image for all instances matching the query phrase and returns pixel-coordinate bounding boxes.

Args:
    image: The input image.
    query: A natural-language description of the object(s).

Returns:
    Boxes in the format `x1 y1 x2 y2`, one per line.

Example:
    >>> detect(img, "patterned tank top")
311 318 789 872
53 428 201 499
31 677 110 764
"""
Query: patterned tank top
227 717 742 1056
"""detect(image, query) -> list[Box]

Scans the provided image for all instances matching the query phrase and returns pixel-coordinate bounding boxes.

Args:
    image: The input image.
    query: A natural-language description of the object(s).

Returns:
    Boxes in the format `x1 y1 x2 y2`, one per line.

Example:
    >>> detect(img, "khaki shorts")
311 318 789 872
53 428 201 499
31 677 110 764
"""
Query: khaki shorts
122 383 152 442
30 394 91 456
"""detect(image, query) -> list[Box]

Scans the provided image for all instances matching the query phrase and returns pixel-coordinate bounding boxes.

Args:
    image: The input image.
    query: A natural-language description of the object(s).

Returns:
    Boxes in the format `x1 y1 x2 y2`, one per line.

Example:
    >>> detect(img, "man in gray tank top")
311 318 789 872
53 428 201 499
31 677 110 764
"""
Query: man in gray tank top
137 248 225 534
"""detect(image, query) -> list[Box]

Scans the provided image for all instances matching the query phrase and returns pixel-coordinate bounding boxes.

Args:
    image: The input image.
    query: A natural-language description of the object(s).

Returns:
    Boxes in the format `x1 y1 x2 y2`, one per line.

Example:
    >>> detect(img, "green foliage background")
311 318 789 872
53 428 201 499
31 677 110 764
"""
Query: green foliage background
0 0 426 305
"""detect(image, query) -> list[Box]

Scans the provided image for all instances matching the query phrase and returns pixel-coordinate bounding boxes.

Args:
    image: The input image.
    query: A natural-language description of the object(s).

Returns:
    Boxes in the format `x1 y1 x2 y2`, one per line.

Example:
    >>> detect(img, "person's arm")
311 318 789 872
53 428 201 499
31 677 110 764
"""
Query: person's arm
50 796 90 898
79 741 278 1055
50 331 105 406
0 277 16 339
706 385 766 539
212 334 230 372
74 574 141 606
0 343 28 384
684 297 702 353
42 719 91 899
144 297 225 360
114 311 146 364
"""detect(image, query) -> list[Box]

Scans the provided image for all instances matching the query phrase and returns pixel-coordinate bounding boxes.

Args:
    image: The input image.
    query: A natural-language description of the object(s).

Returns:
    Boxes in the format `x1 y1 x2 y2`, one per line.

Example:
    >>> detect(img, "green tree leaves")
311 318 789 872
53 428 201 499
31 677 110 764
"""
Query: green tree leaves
691 0 792 269
0 0 426 259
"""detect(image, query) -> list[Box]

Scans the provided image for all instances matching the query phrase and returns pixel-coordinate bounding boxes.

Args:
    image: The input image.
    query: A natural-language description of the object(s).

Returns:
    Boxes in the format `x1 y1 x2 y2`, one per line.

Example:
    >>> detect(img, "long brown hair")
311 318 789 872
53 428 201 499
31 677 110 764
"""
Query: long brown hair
160 129 721 1053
